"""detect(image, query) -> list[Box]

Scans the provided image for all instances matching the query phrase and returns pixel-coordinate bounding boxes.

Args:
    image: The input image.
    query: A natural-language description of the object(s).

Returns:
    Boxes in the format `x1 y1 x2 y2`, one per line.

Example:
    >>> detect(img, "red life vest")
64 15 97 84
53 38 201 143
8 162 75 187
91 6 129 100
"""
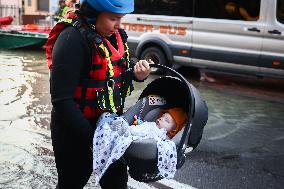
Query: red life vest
46 13 134 120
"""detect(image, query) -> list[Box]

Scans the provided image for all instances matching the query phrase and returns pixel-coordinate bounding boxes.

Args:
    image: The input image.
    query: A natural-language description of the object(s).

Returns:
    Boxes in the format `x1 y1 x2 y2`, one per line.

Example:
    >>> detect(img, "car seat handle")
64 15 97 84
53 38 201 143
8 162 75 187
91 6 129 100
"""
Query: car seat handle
149 64 186 83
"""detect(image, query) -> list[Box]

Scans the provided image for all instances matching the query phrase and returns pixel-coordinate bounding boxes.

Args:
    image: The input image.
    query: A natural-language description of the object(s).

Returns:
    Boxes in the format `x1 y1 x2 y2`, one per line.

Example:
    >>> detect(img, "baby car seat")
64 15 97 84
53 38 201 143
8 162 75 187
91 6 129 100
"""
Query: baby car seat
122 64 208 182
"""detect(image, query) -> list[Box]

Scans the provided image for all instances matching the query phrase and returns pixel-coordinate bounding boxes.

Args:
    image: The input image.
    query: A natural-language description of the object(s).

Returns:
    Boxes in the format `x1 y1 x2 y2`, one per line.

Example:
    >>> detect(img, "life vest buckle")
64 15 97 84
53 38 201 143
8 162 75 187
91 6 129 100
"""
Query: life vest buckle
107 78 115 89
72 20 81 29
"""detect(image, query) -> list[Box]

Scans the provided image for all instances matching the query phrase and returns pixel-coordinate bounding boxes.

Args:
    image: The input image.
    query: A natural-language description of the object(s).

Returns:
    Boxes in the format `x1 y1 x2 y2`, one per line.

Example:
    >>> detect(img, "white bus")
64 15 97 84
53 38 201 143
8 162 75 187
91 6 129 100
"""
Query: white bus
121 0 284 79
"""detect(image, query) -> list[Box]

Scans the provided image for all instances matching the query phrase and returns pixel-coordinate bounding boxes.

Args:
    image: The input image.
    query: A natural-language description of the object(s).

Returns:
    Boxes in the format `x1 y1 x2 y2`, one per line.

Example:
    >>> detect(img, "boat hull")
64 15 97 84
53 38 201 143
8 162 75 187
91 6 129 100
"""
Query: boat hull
0 30 48 49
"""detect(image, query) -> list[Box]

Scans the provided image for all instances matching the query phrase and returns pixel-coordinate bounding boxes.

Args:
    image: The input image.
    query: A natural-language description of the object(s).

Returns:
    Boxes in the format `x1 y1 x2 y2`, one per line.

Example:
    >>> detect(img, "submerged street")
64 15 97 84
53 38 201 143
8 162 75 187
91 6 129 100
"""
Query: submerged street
0 49 283 189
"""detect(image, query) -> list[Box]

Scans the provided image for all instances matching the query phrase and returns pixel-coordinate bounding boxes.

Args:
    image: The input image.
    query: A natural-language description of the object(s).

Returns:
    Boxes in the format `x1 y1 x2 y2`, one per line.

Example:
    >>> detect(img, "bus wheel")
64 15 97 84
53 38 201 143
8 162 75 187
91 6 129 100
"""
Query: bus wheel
140 47 167 75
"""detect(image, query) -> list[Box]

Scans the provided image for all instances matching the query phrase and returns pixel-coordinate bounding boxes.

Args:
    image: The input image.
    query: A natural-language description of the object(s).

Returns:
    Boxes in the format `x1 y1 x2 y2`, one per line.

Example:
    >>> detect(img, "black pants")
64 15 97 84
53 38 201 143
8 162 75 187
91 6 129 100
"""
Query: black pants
51 114 128 189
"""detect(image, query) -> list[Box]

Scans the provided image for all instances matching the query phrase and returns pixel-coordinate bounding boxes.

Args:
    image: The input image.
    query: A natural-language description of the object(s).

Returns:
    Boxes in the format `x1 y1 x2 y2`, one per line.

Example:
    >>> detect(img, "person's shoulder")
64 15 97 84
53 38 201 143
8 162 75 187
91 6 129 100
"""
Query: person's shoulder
60 25 81 36
57 25 86 45
53 25 90 55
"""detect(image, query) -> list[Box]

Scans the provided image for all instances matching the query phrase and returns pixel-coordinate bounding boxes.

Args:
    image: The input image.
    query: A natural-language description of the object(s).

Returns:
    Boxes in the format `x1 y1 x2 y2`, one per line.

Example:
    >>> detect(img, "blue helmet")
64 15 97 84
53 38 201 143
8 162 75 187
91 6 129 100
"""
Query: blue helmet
80 0 134 14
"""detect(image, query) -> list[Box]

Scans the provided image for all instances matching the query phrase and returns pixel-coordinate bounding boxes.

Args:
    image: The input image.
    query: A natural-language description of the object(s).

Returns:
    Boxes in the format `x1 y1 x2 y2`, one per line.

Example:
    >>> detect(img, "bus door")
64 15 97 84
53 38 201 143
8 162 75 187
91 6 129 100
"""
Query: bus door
191 0 264 76
258 0 284 78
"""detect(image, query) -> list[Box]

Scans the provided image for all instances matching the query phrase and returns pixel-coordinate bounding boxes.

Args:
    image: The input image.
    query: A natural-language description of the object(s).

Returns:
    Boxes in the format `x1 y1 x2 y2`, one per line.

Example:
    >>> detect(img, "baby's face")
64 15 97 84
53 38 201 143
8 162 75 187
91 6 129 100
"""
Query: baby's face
156 113 176 132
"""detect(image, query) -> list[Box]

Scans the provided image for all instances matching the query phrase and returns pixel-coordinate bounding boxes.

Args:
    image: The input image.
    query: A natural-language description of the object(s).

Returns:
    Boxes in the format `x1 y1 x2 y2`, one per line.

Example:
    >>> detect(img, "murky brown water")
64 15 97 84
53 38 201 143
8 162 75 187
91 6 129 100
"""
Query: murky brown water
0 50 56 188
0 50 284 189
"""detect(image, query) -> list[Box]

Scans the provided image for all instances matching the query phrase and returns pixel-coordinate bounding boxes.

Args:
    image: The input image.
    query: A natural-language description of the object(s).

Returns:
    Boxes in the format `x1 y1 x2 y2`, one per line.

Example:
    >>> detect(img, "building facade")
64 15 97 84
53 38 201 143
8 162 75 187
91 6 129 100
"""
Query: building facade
22 0 50 24
0 0 23 24
1 0 81 25
0 0 21 6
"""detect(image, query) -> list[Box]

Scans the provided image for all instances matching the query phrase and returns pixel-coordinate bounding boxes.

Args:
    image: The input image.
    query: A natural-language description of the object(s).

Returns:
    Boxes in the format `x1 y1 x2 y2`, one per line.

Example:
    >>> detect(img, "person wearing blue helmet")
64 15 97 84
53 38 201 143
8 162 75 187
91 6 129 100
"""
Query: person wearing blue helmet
80 0 134 14
46 0 152 188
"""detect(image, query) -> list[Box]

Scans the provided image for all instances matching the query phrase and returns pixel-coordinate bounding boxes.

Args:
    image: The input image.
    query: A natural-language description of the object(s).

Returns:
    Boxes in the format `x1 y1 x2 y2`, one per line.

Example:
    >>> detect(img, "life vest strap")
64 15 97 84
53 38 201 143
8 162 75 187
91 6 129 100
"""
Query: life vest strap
80 76 122 88
89 59 124 71
75 85 122 108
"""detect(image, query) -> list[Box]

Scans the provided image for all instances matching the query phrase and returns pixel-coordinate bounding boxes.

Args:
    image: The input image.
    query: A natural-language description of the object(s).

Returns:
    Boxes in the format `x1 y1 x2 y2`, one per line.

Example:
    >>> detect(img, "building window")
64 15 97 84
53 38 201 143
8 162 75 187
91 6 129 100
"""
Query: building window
28 0 32 6
37 0 49 11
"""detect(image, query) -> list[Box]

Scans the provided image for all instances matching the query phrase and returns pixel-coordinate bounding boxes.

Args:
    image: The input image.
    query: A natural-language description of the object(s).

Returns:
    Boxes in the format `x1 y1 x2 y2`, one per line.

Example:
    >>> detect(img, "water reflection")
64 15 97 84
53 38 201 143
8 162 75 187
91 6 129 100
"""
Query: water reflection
0 50 283 188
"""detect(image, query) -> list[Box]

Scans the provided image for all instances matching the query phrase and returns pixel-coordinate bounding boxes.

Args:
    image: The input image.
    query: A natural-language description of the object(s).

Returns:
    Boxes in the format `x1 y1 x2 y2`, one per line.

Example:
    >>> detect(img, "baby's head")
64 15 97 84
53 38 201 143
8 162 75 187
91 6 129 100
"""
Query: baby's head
156 107 187 138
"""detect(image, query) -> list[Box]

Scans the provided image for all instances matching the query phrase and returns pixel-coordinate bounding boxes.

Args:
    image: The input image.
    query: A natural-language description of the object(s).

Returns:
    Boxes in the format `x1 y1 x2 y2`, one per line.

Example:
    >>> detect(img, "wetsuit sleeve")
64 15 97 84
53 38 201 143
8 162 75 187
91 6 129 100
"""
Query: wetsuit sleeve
50 26 93 143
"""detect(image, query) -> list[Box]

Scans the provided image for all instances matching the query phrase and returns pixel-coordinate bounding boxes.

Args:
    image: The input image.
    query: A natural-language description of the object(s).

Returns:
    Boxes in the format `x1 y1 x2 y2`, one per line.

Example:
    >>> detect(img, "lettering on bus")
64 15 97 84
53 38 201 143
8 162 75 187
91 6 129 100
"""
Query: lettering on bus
159 25 186 36
121 23 186 36
121 23 154 32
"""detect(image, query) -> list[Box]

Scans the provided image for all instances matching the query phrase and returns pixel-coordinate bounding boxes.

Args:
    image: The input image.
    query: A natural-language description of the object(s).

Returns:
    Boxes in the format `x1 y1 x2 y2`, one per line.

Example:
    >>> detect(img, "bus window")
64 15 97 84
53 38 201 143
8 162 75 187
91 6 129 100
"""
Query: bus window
194 0 260 21
277 0 284 24
133 0 194 17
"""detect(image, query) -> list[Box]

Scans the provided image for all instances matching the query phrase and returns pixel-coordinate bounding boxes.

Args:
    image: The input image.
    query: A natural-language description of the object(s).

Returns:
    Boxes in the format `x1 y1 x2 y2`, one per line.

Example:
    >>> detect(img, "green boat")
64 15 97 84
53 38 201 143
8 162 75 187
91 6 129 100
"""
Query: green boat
0 29 49 49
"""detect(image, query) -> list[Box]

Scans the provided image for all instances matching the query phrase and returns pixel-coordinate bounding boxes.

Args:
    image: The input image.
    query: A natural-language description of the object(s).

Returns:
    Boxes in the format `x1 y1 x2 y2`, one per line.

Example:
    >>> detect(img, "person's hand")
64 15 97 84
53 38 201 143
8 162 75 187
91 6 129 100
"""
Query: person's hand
133 59 153 81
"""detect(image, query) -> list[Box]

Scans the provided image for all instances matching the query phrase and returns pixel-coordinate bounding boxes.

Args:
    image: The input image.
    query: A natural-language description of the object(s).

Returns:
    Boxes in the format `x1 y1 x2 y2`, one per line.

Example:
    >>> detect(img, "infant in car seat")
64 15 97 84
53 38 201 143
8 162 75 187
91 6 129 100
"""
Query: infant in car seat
92 108 187 184
112 107 187 139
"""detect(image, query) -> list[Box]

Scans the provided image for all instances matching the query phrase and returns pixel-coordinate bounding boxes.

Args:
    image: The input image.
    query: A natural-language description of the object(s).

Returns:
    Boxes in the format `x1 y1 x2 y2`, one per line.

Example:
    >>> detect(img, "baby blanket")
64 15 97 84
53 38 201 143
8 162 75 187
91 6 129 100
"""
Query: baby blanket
93 113 177 184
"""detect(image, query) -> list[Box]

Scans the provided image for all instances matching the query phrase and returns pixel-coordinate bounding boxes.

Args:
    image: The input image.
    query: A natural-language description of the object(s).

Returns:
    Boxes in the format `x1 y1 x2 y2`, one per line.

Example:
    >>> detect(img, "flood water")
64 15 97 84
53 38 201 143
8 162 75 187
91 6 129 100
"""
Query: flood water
0 50 284 189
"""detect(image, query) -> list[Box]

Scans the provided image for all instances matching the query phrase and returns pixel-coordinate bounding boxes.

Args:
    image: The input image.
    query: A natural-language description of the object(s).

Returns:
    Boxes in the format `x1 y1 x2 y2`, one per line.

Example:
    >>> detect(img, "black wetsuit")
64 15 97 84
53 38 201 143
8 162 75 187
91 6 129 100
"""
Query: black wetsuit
50 26 128 189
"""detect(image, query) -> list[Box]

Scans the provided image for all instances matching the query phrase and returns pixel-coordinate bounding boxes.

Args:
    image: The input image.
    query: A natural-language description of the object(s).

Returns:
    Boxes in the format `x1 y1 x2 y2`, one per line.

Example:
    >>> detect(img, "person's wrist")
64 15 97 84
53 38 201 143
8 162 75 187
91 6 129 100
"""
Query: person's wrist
133 72 149 81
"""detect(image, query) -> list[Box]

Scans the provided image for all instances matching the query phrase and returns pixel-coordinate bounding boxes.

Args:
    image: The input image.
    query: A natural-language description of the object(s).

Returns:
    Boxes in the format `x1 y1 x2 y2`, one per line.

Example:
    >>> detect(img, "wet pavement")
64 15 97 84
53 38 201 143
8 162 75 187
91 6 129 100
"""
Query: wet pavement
0 50 283 189
172 69 284 189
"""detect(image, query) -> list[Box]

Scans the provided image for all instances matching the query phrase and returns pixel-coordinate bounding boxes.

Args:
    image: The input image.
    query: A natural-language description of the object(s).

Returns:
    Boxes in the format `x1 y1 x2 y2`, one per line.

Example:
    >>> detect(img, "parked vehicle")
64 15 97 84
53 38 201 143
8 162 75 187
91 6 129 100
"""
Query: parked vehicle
121 0 284 79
